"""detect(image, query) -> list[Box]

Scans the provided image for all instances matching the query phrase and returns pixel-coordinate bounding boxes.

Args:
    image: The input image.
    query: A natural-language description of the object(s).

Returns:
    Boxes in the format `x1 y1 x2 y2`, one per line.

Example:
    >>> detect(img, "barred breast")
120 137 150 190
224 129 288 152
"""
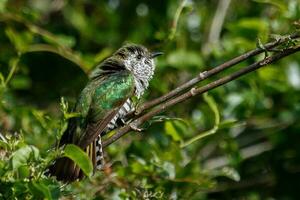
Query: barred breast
95 98 134 169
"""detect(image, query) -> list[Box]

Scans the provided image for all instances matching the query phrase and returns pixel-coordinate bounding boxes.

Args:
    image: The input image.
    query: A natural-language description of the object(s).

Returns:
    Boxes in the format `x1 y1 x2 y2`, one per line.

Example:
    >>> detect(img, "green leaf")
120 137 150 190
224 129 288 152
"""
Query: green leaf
17 165 30 179
10 145 39 170
0 72 5 86
0 0 8 12
0 161 6 176
131 156 147 174
64 112 81 119
9 181 27 198
5 57 19 86
219 119 240 129
63 144 93 177
204 93 220 126
28 181 53 200
5 28 33 52
60 97 81 119
0 139 9 149
10 75 32 90
45 34 76 48
164 121 183 142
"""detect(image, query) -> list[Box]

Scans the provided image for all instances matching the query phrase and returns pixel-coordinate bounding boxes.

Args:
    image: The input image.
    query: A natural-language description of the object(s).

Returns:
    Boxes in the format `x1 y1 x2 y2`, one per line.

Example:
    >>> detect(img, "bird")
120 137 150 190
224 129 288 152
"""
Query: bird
49 44 162 182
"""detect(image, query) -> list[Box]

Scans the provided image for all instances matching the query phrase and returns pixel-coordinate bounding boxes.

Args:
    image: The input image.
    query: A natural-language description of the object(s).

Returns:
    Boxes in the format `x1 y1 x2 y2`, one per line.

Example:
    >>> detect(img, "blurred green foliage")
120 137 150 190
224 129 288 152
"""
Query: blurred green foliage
0 0 300 199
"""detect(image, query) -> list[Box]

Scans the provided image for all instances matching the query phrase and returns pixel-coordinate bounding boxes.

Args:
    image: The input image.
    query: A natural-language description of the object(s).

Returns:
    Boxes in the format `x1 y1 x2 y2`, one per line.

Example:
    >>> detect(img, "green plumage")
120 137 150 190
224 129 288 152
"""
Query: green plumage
50 70 135 181
74 70 135 146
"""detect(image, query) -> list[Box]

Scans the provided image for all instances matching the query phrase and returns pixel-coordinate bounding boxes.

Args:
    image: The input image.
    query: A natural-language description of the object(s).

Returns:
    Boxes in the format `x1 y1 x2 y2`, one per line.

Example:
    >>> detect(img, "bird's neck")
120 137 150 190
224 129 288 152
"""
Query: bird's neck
132 76 148 99
124 61 153 99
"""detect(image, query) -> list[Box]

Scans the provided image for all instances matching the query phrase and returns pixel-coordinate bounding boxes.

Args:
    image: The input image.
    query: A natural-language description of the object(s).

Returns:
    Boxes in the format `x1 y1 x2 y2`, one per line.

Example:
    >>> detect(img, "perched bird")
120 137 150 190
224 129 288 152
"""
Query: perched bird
49 44 162 181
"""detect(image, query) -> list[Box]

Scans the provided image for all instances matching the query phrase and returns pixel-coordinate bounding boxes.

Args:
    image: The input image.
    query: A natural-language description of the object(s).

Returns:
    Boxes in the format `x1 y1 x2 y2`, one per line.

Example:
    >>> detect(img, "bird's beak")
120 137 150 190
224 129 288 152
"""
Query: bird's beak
151 52 164 58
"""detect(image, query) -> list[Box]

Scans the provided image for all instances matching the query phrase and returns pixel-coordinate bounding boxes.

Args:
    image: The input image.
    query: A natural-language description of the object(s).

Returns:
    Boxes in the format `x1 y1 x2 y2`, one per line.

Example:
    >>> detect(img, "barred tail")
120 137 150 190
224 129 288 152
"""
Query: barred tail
95 135 105 169
48 156 84 182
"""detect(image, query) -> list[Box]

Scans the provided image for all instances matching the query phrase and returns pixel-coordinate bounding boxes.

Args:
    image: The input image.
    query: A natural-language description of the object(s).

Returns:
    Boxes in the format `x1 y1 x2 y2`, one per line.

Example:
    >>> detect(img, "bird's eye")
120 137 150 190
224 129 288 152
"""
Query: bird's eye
137 54 142 60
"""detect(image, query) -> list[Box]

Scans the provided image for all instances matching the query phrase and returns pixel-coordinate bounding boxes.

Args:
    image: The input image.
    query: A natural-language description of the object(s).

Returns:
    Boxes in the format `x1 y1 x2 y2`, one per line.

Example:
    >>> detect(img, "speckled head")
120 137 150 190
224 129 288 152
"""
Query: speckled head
114 44 162 98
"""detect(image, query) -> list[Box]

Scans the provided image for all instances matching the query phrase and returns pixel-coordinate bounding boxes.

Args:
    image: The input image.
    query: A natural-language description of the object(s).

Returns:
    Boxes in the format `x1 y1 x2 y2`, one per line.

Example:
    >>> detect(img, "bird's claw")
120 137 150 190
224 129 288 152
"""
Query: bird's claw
122 118 143 132
129 122 143 132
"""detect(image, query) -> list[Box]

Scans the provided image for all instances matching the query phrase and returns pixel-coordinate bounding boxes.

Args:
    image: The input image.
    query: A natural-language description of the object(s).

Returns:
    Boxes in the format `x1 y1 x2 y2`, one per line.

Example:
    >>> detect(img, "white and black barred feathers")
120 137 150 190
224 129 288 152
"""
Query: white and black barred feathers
93 44 156 170
95 98 134 169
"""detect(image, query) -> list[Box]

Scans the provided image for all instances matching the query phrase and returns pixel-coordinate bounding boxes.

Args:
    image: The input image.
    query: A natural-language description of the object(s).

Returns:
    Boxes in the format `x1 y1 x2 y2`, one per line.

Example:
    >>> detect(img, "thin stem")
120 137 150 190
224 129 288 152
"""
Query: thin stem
202 0 232 53
180 93 220 148
168 0 188 41
5 56 20 86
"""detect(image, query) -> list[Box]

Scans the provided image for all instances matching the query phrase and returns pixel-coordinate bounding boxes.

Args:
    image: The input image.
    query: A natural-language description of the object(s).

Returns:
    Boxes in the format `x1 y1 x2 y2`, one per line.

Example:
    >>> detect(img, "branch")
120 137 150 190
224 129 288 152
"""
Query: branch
133 33 299 116
103 43 300 148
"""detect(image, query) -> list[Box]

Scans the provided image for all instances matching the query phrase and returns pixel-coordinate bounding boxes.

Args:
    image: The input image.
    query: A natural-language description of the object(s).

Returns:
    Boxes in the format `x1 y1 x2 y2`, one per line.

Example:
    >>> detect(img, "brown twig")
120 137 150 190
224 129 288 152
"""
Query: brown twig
102 44 300 148
133 33 299 116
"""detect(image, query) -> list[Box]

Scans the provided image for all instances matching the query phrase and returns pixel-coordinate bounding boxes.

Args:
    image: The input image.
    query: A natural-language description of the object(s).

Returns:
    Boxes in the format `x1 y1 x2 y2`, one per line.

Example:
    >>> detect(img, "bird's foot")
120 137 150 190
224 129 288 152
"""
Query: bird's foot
121 119 143 132
129 121 144 132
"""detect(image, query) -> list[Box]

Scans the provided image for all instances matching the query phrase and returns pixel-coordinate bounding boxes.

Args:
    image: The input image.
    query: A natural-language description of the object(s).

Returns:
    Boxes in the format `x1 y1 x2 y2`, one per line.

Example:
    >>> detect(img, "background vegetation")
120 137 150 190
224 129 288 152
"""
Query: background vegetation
0 0 300 199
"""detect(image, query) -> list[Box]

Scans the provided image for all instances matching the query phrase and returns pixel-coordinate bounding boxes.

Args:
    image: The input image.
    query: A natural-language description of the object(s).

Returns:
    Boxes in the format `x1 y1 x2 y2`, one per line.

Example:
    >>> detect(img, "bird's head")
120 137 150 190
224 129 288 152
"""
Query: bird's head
114 44 163 97
91 44 162 98
115 44 162 81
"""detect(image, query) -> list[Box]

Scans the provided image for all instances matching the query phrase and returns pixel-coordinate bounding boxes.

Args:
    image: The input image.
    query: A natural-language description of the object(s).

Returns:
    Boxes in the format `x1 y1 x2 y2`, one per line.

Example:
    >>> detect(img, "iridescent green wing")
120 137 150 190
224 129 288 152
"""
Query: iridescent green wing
58 79 95 147
77 70 135 148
